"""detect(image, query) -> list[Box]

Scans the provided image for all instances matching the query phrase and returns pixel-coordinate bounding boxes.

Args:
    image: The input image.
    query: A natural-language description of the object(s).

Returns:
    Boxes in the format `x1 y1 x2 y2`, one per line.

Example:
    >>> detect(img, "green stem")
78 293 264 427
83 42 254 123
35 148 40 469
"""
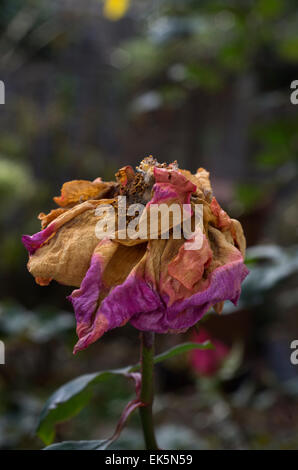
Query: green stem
139 331 159 450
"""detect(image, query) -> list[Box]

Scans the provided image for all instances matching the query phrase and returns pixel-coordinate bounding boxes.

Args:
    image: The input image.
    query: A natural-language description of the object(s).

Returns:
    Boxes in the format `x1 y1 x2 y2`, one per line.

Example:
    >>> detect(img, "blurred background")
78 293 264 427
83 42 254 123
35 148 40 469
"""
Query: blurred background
0 0 298 450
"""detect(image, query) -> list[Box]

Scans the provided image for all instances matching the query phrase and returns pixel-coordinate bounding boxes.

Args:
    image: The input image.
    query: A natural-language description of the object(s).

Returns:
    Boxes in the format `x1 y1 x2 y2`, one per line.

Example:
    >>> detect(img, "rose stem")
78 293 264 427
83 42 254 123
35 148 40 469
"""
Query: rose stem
139 331 159 450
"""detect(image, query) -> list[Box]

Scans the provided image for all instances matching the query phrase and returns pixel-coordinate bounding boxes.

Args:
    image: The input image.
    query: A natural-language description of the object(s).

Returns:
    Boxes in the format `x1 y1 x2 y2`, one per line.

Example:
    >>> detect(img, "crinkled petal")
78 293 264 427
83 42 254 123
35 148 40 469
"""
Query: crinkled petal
115 165 135 188
53 179 116 207
179 167 212 202
195 167 213 201
74 272 162 353
164 234 213 302
132 227 249 332
70 222 249 346
149 167 196 206
69 238 118 352
22 224 56 256
230 218 246 258
22 200 101 256
69 240 147 352
38 208 68 229
24 200 115 286
130 247 249 333
82 231 249 338
210 197 231 229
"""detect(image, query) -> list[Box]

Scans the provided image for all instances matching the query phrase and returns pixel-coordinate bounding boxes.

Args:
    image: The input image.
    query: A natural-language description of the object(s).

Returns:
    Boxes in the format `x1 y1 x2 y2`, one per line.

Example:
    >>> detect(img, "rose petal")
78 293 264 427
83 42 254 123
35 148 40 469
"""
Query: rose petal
38 208 68 229
131 248 249 333
167 234 212 292
115 165 135 188
54 179 116 207
70 240 147 352
23 200 102 256
26 200 115 286
90 232 249 337
149 167 196 206
230 218 246 258
210 197 231 229
22 224 56 256
195 167 213 201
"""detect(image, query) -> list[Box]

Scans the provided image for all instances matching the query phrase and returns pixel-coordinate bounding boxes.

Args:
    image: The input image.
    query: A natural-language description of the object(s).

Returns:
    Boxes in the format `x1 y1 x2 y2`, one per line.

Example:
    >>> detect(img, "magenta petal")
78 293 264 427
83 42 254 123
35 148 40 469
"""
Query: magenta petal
149 167 196 206
72 247 249 350
130 257 249 333
68 251 105 353
68 253 102 328
73 272 164 353
69 238 161 353
100 275 163 324
22 223 56 255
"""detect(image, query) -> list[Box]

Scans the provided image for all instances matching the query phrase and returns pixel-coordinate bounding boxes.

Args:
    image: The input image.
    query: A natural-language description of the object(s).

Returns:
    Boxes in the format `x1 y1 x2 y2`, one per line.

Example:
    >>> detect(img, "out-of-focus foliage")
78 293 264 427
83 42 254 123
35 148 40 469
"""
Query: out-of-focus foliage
0 302 74 342
222 245 298 313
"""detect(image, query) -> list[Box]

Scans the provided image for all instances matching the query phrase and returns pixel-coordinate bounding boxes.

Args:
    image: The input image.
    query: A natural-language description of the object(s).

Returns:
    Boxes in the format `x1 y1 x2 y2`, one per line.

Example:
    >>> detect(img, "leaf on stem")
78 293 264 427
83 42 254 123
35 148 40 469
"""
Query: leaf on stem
37 367 133 445
38 341 212 446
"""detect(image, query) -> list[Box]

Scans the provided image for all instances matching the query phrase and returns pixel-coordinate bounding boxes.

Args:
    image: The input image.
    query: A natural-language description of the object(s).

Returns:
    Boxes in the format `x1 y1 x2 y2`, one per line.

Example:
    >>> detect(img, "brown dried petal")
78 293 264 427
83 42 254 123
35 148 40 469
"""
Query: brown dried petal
195 167 213 201
53 179 116 207
230 218 246 258
28 201 115 287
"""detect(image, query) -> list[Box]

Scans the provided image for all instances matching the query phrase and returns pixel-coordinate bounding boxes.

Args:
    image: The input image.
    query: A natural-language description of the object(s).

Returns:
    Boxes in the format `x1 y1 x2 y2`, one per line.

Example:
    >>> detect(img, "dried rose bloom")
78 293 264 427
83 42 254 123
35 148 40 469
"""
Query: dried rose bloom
22 157 249 353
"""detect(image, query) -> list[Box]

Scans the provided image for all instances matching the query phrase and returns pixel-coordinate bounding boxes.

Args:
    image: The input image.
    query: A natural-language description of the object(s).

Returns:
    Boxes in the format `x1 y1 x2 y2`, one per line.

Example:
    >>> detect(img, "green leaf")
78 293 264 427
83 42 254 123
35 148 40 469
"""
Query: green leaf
152 341 214 365
129 341 213 372
38 341 212 445
37 367 130 445
44 440 111 450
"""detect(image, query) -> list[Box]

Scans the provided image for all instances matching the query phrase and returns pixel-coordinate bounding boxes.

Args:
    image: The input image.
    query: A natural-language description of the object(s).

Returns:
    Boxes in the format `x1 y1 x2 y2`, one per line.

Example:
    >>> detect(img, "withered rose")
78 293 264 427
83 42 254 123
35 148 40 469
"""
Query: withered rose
22 157 249 353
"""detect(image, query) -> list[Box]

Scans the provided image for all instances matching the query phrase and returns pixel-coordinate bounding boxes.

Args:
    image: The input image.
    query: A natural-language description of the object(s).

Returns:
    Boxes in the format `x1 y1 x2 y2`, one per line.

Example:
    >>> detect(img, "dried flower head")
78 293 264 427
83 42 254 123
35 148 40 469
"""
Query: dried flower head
22 157 249 353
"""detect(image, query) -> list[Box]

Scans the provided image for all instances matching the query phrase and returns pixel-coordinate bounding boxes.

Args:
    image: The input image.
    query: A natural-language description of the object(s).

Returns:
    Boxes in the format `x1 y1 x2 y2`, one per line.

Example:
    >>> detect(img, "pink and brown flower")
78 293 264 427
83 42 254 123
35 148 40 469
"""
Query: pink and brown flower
22 157 249 353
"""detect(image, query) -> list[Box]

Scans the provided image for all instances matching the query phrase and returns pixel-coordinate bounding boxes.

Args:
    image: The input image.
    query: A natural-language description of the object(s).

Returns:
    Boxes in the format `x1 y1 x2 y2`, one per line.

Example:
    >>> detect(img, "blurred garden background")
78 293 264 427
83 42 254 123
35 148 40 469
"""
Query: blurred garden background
0 0 298 450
